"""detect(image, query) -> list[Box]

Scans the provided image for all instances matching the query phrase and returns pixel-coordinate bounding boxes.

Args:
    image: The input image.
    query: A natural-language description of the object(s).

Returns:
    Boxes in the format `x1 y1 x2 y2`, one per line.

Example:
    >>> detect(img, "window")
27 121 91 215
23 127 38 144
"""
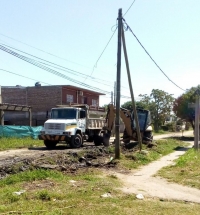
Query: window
51 108 77 119
80 110 86 119
92 99 97 106
66 94 73 103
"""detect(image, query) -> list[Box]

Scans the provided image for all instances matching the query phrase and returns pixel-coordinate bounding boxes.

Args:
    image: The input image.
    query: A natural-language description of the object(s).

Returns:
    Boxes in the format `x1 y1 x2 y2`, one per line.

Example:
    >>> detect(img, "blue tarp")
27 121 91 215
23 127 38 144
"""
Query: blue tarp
0 126 43 139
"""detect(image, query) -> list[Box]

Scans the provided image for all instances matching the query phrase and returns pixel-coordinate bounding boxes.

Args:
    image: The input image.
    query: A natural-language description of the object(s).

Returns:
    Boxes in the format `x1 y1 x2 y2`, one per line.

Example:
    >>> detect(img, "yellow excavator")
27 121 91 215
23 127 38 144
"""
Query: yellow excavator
101 104 153 146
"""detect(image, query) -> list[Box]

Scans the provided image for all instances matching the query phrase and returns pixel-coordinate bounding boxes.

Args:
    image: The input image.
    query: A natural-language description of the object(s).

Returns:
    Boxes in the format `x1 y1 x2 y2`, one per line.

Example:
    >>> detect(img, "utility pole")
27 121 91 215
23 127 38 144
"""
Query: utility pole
115 8 123 159
0 86 4 126
111 91 113 104
121 26 143 151
194 89 200 150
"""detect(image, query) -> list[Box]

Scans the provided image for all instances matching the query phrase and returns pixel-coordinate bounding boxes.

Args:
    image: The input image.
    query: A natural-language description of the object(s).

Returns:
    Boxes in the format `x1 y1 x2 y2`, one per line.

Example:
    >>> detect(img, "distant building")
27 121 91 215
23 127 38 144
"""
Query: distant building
1 84 105 126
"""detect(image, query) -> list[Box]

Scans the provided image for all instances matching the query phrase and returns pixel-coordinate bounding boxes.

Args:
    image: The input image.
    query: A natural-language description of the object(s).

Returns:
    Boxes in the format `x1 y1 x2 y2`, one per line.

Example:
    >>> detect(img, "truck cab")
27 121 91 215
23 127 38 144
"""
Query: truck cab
39 107 86 148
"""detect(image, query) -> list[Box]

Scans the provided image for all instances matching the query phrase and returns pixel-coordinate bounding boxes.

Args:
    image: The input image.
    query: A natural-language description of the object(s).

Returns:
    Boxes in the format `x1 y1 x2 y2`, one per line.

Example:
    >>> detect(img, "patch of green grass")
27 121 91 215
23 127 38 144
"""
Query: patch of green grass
153 130 171 135
119 138 188 169
0 169 199 214
157 148 200 189
0 169 64 186
0 137 43 150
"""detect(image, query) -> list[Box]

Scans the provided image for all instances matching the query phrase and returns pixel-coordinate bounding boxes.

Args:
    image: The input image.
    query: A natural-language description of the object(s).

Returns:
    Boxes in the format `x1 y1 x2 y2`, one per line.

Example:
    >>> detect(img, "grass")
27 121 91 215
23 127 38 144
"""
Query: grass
156 148 200 189
153 129 172 136
0 169 198 214
118 138 188 169
0 137 197 214
0 137 43 150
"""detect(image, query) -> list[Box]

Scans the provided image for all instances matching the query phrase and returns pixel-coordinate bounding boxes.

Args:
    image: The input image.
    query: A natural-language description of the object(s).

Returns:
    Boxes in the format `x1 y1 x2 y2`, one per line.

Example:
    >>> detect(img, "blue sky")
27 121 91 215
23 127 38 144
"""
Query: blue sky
0 0 199 106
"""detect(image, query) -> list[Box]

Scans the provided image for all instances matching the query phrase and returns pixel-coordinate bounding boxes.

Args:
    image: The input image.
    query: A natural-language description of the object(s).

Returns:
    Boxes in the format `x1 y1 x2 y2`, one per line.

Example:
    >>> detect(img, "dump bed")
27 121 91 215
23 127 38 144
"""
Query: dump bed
87 118 105 129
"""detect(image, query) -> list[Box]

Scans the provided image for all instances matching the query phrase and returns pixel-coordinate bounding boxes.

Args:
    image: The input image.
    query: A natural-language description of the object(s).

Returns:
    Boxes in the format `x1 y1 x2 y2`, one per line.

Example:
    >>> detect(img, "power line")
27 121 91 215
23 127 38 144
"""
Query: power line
84 25 118 82
123 0 136 17
0 44 131 99
1 42 130 89
123 19 186 92
0 35 128 88
0 33 91 69
1 42 116 86
0 68 109 97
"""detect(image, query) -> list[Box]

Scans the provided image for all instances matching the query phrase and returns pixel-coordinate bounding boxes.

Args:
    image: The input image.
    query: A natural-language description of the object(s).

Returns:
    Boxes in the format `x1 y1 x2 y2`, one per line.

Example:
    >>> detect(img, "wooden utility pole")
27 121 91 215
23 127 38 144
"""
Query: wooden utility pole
115 8 123 159
121 26 143 151
0 85 4 126
194 89 200 150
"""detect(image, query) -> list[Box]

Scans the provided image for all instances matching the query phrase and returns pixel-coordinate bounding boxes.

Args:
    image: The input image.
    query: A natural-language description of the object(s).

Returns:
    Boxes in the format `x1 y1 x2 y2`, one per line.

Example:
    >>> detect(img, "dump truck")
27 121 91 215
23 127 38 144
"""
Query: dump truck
38 104 107 148
39 103 153 149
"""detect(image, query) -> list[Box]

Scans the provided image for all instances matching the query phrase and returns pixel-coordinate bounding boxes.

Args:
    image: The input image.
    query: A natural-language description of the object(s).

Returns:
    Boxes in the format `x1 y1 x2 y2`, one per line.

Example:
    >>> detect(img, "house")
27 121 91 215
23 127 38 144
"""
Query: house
1 84 105 126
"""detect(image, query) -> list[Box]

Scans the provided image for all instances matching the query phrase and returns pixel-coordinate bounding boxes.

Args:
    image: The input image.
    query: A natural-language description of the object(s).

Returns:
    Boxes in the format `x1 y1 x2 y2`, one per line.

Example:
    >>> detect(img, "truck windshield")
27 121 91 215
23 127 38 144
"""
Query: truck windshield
51 109 77 119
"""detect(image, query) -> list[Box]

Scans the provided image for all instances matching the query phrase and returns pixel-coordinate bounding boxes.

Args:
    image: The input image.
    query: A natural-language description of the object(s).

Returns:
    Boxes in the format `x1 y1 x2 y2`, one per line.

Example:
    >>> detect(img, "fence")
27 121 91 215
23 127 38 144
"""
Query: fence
0 126 42 139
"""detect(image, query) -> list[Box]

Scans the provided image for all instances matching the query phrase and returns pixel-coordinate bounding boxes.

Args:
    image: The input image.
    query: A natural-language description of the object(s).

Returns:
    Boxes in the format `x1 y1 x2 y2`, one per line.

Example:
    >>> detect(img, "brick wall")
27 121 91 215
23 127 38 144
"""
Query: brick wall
62 86 100 106
2 87 27 105
27 86 62 112
1 85 102 126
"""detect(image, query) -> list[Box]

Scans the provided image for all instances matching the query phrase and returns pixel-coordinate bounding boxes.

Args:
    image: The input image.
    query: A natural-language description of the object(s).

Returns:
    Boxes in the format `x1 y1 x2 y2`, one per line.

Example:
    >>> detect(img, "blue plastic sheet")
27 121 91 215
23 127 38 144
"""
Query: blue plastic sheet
0 126 43 139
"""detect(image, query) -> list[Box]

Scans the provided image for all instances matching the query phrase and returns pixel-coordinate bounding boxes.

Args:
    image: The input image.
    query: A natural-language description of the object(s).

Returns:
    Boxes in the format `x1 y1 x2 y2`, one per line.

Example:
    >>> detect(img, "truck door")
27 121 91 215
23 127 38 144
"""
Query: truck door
78 109 86 132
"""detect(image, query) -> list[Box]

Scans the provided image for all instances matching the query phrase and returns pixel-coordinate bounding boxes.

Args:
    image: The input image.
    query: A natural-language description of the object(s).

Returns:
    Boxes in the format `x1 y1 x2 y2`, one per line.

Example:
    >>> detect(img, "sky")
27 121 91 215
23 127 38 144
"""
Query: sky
0 0 199 106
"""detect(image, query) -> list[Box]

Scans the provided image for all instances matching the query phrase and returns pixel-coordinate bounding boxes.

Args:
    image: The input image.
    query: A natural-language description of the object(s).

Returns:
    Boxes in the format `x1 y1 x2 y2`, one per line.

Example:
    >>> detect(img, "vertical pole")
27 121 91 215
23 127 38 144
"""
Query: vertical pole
0 85 2 103
111 91 113 104
121 29 143 151
114 82 116 106
115 8 122 159
0 86 4 126
29 109 32 127
194 94 200 150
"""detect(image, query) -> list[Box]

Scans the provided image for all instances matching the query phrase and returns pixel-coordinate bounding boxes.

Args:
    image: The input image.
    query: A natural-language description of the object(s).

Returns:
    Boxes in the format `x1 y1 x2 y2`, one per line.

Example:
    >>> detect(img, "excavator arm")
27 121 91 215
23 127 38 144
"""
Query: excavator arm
105 104 133 137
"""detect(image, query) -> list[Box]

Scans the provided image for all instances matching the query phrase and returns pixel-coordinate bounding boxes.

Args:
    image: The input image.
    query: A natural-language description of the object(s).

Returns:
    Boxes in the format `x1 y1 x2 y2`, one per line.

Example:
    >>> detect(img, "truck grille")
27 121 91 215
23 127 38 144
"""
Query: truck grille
45 123 64 130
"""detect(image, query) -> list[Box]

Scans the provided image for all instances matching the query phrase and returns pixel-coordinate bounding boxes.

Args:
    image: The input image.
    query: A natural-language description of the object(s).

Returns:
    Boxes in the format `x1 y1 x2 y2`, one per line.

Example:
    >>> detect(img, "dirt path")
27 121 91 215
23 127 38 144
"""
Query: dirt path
112 131 200 203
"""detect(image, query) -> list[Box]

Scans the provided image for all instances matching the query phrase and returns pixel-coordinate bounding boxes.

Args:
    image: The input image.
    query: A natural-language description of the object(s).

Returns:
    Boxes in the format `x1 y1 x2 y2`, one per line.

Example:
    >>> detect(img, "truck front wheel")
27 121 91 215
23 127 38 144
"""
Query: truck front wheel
44 140 57 149
70 134 82 148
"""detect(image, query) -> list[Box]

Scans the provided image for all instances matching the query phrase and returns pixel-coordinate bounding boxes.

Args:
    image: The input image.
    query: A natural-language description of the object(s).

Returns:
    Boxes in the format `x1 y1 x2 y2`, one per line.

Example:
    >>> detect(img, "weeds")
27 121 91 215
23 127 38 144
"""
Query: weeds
157 148 200 188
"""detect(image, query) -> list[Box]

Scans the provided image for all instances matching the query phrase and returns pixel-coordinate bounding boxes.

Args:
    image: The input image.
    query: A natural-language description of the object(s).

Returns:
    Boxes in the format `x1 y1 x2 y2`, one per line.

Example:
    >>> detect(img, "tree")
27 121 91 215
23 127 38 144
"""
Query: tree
121 89 175 131
173 86 199 129
121 99 149 110
149 89 174 131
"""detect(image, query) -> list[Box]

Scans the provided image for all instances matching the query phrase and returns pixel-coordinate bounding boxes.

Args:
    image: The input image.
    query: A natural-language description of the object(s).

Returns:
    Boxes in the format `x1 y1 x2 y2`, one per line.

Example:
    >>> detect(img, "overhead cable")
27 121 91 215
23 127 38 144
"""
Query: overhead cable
123 19 186 91
123 0 136 17
84 25 118 82
0 44 131 99
0 32 90 69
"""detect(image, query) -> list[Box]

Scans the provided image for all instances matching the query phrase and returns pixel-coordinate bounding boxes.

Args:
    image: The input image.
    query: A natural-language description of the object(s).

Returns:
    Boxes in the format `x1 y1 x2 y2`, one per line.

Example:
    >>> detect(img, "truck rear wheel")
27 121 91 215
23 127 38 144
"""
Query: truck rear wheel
70 134 82 148
44 140 57 149
103 133 110 147
94 135 103 146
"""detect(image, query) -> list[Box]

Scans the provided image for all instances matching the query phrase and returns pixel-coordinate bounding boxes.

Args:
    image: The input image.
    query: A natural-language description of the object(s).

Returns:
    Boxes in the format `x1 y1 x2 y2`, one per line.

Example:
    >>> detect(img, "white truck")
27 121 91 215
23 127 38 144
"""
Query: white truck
38 104 108 148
